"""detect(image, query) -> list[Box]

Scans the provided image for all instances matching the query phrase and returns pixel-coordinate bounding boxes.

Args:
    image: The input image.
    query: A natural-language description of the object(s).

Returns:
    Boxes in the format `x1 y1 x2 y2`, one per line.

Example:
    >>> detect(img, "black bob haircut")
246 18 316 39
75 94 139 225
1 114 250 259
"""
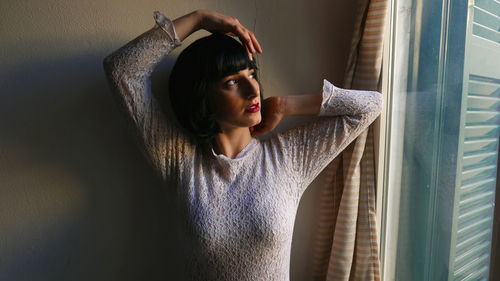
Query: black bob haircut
168 32 264 143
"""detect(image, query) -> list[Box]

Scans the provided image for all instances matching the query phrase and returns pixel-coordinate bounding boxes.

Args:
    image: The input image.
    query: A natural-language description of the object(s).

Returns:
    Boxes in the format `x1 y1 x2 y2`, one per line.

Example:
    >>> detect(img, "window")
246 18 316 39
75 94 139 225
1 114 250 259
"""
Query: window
379 0 500 280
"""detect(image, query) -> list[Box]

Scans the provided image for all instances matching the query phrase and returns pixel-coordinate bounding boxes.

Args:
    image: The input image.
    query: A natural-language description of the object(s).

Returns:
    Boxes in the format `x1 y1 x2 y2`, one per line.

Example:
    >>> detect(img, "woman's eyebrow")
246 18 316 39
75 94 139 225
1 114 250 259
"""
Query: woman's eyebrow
224 71 246 78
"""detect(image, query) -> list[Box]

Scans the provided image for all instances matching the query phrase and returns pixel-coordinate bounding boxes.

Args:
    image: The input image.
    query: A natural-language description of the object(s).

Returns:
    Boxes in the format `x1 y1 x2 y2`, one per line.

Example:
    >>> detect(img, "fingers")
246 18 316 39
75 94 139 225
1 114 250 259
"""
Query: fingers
203 11 263 56
251 127 267 137
234 26 253 49
241 31 260 61
249 32 263 54
250 124 261 136
246 47 254 61
250 121 269 137
250 128 262 137
226 19 262 60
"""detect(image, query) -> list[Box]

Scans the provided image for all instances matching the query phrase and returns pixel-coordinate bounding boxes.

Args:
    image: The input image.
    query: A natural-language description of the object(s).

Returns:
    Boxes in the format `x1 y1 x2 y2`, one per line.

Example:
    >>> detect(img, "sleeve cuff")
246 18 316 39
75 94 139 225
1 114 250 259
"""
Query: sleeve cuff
319 79 336 116
153 11 182 47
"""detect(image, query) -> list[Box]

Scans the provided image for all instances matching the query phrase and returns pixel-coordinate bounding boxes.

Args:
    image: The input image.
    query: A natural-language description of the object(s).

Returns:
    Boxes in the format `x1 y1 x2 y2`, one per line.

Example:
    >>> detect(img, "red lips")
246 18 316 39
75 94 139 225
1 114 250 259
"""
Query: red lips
245 103 260 113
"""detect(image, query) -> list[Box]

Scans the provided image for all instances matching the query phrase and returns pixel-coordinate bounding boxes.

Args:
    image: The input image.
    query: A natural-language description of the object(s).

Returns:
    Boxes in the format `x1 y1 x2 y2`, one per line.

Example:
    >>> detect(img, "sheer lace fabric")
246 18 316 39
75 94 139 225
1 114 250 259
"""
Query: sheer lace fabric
103 11 383 281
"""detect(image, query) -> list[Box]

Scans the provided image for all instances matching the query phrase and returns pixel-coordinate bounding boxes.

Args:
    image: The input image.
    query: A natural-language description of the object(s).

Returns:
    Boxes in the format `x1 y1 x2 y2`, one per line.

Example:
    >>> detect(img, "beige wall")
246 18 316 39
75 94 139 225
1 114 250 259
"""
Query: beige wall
0 0 358 280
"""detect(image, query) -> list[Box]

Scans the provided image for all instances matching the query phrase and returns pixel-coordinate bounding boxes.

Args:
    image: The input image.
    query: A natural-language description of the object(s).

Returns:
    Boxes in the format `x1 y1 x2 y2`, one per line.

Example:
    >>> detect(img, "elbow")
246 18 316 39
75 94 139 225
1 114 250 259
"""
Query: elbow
102 54 115 79
361 91 383 124
371 90 384 115
102 53 125 84
359 91 383 122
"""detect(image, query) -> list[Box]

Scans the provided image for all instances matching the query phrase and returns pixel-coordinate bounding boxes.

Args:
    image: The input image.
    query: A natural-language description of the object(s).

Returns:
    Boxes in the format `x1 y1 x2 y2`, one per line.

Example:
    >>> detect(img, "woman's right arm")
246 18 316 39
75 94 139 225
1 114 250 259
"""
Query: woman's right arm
102 11 202 181
102 10 262 181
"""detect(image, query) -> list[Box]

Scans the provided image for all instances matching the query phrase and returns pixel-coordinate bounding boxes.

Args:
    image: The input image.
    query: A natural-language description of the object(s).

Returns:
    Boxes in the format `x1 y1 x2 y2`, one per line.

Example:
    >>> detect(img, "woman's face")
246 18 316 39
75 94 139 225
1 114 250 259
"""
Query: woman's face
210 68 262 131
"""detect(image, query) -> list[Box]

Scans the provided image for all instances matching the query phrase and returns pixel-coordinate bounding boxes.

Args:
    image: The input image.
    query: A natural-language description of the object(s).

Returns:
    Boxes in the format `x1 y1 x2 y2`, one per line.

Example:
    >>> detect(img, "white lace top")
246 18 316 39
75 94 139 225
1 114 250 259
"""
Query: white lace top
103 11 383 281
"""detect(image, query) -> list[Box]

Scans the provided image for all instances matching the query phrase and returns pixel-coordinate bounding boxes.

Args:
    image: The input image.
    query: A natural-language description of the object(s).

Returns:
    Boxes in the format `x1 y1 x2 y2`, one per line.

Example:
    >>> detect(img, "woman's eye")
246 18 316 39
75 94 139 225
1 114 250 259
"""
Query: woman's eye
225 72 255 86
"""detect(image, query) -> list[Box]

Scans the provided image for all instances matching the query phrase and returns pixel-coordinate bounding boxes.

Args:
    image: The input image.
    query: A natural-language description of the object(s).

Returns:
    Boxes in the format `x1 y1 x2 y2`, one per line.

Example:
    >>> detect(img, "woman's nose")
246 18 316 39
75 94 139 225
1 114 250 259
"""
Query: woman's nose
241 78 259 99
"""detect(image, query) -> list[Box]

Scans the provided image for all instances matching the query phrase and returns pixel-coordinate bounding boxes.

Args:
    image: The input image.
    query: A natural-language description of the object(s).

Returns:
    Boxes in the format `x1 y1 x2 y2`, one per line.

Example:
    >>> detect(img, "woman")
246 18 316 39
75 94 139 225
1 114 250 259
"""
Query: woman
103 9 382 281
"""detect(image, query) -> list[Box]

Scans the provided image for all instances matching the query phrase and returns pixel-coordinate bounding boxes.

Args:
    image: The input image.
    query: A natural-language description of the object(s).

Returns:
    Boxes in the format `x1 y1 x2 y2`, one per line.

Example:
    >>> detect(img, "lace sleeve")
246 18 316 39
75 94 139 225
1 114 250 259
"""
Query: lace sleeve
271 79 383 198
103 11 192 181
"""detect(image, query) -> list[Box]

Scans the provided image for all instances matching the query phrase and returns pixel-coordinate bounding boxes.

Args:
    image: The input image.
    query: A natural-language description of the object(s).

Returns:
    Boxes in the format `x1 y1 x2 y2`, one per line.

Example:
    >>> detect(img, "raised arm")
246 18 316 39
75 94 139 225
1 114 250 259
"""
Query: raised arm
103 10 263 181
102 11 202 181
267 79 383 197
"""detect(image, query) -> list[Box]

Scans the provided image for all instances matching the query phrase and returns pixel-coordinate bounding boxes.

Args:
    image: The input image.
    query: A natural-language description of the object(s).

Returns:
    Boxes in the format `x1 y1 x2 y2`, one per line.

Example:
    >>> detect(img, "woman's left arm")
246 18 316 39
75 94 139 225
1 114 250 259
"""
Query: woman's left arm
251 80 382 135
264 79 383 197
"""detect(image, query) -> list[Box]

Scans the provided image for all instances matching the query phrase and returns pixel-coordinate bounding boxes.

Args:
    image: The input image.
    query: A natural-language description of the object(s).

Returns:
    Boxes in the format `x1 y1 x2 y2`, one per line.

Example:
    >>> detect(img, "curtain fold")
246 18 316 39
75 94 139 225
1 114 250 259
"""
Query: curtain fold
311 0 388 280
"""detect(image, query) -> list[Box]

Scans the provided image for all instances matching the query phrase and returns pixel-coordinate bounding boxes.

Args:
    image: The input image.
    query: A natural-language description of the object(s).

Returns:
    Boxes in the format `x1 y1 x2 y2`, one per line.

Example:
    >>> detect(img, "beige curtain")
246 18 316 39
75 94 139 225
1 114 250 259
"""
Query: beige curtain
311 0 388 280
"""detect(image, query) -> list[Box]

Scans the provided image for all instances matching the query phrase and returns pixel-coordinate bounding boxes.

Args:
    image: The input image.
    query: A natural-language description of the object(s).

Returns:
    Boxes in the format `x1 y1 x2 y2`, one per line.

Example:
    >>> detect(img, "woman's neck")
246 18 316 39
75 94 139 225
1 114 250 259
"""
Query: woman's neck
212 127 253 159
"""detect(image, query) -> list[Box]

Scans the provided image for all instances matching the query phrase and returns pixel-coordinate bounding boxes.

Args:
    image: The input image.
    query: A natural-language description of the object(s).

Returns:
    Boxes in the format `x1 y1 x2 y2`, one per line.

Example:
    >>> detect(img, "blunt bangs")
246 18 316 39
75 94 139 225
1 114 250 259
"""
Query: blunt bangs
202 33 258 82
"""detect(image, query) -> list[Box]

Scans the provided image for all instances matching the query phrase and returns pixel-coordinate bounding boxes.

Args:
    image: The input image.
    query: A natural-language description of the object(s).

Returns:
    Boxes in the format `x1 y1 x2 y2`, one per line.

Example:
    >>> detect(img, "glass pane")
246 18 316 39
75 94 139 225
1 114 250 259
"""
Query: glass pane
384 0 500 280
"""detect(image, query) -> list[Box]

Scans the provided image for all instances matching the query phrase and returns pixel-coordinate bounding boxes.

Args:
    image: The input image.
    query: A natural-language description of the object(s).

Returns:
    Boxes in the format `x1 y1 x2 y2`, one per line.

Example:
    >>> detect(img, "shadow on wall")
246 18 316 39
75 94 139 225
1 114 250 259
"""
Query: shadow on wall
0 52 186 280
